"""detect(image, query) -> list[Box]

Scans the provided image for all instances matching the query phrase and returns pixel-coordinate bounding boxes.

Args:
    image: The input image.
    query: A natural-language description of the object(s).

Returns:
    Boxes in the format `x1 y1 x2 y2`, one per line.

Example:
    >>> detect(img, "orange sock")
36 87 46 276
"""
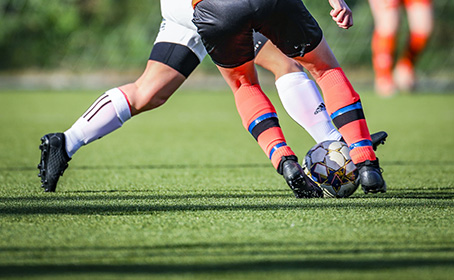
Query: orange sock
316 68 376 164
371 31 396 79
234 84 295 169
400 32 430 66
403 0 432 8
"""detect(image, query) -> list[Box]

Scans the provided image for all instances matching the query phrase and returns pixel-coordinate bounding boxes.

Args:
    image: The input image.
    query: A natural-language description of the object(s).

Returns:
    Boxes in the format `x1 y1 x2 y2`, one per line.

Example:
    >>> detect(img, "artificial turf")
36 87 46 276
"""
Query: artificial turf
0 89 453 279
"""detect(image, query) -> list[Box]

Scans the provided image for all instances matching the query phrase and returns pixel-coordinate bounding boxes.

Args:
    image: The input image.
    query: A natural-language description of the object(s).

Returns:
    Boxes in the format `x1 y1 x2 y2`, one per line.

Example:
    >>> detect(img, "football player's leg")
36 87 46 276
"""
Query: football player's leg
254 37 341 143
295 38 386 193
63 87 132 158
254 35 387 149
219 63 321 198
39 51 193 192
294 38 373 162
64 60 186 158
64 41 201 158
39 82 135 192
61 11 206 159
196 18 296 172
39 21 204 192
193 1 322 198
242 0 385 194
221 63 296 170
368 0 400 96
403 0 433 63
395 0 433 91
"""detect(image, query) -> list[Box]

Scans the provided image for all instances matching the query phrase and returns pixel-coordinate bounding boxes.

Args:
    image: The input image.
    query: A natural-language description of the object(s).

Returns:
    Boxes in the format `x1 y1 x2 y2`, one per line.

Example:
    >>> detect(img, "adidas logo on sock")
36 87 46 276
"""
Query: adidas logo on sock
314 103 326 115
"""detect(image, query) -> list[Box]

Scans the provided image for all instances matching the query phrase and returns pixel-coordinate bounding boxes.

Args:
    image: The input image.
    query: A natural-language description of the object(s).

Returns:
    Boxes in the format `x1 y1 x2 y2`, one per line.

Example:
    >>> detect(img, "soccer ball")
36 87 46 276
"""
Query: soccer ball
302 140 359 198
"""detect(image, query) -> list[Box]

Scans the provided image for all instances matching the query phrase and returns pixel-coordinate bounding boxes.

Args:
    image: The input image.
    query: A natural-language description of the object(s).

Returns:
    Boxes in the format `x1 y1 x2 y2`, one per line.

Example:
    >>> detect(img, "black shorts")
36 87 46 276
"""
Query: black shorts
193 0 323 68
253 32 268 56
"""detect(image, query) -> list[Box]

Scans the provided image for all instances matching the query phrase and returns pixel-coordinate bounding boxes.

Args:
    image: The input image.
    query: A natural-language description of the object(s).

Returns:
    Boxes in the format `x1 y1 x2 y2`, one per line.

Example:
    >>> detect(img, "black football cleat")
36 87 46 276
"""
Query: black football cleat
37 133 71 192
370 131 388 151
279 156 323 198
340 131 388 151
355 158 386 194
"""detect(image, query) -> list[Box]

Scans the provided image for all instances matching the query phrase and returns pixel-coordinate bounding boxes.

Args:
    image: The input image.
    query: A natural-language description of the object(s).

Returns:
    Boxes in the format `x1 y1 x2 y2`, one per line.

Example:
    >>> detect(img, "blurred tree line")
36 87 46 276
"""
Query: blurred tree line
0 0 161 71
0 0 453 75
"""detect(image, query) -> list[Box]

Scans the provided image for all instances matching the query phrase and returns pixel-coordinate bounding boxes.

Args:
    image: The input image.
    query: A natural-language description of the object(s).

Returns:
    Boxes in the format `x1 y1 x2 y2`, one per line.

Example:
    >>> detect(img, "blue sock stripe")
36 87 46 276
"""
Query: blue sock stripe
349 140 373 150
248 112 278 133
330 102 362 120
269 142 287 159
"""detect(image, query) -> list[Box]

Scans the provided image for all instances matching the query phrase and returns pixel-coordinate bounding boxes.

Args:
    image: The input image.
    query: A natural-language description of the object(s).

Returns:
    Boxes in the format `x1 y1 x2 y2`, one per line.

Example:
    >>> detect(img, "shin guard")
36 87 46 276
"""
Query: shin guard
316 68 376 164
234 84 294 169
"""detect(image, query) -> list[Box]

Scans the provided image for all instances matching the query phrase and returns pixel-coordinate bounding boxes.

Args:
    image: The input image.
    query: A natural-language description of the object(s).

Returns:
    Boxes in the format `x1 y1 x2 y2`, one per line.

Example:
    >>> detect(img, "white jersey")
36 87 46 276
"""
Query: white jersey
155 0 207 62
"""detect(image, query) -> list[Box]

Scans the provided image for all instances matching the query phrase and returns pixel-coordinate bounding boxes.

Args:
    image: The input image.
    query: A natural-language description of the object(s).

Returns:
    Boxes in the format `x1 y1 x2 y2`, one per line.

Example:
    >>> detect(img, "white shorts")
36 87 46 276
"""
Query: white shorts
155 0 207 62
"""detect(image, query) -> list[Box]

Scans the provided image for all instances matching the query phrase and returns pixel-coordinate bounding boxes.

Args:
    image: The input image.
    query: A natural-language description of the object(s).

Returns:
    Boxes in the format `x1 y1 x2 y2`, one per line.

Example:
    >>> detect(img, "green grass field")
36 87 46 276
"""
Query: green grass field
1 88 453 280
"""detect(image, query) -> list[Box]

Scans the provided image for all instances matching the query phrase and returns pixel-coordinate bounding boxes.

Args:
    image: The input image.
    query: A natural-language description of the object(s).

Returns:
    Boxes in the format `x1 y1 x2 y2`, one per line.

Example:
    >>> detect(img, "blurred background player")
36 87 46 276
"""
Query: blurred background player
368 0 433 96
192 0 387 194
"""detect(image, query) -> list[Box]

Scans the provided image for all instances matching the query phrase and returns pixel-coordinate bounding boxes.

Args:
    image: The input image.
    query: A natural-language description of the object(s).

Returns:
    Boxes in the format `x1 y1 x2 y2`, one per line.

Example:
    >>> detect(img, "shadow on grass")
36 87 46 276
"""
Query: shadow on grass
2 240 454 254
1 191 453 215
2 160 453 215
2 159 454 172
1 258 453 277
0 163 271 172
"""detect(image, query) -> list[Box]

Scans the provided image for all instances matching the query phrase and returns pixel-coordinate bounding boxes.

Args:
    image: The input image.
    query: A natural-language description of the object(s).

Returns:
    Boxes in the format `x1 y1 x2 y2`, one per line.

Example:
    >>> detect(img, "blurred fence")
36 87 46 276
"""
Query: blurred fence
0 0 453 90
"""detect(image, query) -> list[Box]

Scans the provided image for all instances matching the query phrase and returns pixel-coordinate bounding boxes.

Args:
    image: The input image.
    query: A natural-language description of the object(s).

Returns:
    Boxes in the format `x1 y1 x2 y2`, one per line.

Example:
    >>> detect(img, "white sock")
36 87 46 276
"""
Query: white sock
64 88 132 157
275 72 342 143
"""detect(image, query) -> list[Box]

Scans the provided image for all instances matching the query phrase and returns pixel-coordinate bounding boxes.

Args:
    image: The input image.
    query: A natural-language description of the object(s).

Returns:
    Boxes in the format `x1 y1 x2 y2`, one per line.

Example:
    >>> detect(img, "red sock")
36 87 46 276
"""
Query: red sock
234 84 295 169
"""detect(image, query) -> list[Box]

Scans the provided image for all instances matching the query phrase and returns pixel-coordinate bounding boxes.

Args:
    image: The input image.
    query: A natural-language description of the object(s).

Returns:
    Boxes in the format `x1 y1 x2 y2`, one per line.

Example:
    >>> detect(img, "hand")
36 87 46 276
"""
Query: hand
329 0 353 29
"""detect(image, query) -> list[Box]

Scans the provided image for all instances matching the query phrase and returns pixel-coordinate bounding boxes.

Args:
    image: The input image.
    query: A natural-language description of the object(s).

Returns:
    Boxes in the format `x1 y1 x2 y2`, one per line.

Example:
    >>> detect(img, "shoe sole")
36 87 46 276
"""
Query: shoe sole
38 136 49 188
290 174 323 198
38 135 55 192
362 181 387 194
37 135 67 192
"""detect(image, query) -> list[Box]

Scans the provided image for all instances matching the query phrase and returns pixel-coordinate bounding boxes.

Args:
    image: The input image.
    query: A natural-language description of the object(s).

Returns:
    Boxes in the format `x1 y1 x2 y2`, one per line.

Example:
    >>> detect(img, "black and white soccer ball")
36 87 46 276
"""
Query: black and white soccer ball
302 140 359 198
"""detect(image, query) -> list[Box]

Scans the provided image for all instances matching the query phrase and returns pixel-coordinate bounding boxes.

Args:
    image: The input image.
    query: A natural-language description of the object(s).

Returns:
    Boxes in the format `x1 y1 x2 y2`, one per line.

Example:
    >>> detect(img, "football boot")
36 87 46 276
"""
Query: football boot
355 158 386 194
278 156 323 198
370 131 388 151
340 131 388 151
37 133 71 192
339 132 388 194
